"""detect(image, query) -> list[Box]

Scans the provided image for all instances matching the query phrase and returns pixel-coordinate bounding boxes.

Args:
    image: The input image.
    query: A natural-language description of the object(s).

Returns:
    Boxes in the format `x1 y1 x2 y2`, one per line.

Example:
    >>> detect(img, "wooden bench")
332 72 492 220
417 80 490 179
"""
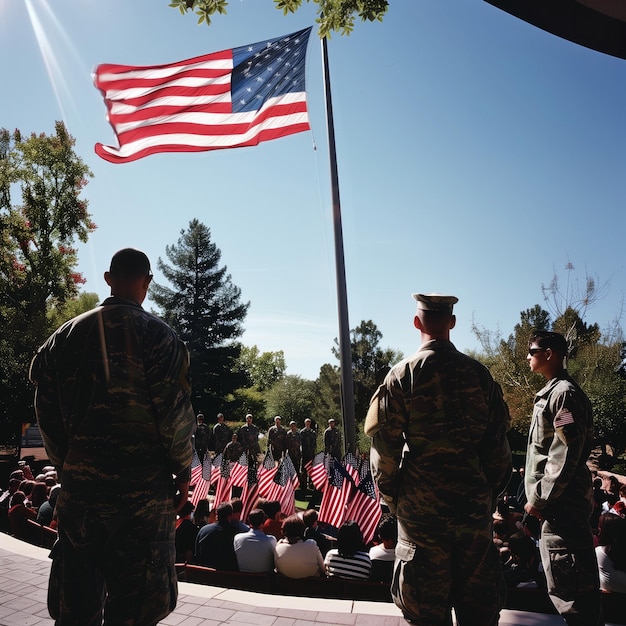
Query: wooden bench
20 518 58 549
175 563 391 601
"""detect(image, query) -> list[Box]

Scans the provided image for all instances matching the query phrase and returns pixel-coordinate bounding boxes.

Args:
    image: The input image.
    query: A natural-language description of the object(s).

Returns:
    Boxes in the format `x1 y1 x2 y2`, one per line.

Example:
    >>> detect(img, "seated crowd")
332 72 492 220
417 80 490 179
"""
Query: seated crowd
172 494 399 584
0 462 60 539
3 460 624 602
494 469 626 594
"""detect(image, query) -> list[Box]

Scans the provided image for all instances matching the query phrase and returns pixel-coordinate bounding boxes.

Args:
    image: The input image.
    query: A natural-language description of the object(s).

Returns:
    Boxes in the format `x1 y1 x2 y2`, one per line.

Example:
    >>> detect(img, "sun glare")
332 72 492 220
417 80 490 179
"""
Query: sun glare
24 0 86 124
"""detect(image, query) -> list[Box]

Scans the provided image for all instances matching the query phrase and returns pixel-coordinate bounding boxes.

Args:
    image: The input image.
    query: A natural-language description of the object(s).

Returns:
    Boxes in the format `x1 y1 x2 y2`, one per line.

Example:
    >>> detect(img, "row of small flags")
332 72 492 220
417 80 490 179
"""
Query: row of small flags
189 448 382 544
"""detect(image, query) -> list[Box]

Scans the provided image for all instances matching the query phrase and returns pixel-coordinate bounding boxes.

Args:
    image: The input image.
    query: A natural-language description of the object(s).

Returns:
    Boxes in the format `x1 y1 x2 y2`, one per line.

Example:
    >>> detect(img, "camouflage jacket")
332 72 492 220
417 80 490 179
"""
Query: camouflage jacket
29 296 195 512
237 424 260 455
300 427 317 458
213 422 232 453
285 430 302 457
524 373 594 521
364 339 512 525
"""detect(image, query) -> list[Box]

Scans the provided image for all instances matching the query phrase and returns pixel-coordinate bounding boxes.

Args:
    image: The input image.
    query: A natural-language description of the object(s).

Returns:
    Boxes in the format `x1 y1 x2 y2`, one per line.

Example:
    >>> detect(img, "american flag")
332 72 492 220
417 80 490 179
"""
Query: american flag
257 450 278 497
306 451 328 491
342 452 360 485
272 453 299 516
318 458 352 530
189 451 213 508
190 451 202 487
554 408 575 428
93 27 312 163
344 468 381 545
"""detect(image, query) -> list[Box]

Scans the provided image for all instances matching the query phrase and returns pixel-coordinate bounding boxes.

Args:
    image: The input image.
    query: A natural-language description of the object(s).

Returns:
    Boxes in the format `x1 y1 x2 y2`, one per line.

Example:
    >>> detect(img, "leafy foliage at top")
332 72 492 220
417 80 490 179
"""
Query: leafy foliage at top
168 0 388 36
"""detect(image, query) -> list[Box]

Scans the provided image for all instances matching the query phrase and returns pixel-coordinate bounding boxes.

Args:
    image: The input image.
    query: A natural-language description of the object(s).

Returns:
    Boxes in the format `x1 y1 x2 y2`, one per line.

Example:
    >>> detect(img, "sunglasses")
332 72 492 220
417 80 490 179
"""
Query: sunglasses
528 348 548 356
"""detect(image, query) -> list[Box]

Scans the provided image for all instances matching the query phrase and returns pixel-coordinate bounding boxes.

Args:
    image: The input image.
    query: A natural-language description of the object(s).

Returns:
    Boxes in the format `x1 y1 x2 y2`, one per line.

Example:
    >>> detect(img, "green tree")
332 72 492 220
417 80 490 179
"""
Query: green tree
333 319 401 421
47 292 100 330
313 319 401 441
264 375 316 430
473 264 626 459
0 122 95 437
150 219 249 418
238 345 286 391
168 0 388 36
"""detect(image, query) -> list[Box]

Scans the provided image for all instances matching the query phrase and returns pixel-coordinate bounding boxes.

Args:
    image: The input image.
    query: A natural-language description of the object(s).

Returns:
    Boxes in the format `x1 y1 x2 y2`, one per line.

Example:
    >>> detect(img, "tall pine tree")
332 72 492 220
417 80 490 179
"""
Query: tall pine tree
151 219 249 417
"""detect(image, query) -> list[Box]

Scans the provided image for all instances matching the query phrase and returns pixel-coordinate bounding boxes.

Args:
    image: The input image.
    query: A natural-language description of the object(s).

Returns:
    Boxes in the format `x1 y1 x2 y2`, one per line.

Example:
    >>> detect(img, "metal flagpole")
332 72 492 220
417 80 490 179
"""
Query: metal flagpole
320 34 356 455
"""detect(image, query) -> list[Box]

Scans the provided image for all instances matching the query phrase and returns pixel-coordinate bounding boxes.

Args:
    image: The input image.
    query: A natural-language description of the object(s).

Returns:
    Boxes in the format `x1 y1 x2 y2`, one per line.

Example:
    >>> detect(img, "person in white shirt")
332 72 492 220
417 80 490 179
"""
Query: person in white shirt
274 515 325 578
595 513 626 594
234 509 276 573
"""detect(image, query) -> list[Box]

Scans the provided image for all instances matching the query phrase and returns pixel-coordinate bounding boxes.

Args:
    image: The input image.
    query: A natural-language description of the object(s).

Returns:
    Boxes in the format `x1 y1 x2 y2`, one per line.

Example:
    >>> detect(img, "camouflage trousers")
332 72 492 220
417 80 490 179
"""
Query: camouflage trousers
391 518 505 626
539 518 604 626
49 505 178 626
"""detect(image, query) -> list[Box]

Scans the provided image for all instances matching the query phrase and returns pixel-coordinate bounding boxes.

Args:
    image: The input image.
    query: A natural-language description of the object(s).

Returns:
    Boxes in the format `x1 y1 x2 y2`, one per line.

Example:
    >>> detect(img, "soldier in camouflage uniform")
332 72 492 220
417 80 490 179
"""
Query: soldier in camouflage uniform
524 331 603 625
323 418 343 460
285 421 302 473
238 413 260 463
212 412 232 455
364 293 512 626
29 249 196 626
267 416 287 462
193 413 211 462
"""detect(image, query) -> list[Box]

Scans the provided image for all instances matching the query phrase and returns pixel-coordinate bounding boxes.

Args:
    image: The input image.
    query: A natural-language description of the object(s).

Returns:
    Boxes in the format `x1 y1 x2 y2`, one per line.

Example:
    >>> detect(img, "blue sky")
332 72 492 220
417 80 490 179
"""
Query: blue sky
1 0 624 380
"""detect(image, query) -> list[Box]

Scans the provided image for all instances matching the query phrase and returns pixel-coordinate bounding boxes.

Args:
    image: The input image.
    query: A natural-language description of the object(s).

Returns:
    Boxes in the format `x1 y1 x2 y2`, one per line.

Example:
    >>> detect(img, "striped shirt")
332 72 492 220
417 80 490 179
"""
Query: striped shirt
324 549 372 580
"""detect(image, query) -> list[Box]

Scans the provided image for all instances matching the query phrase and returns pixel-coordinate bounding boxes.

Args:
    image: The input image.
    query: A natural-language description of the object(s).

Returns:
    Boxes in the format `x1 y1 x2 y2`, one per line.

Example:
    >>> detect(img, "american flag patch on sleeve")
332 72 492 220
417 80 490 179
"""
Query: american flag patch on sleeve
554 408 575 428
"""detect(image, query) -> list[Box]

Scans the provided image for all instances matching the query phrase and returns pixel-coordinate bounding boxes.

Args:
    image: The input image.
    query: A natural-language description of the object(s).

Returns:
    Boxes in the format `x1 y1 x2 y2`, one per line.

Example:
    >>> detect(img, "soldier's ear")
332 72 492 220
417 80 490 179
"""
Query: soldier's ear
413 315 422 331
449 315 456 330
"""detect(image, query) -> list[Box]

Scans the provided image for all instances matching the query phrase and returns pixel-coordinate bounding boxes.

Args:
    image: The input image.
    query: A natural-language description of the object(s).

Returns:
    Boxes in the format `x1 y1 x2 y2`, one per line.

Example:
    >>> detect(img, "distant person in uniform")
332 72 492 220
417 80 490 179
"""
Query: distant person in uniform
365 292 512 626
212 412 232 456
323 418 342 460
267 415 287 462
193 413 211 462
524 330 603 625
285 421 302 473
29 248 195 625
300 418 317 466
238 413 260 463
224 433 244 462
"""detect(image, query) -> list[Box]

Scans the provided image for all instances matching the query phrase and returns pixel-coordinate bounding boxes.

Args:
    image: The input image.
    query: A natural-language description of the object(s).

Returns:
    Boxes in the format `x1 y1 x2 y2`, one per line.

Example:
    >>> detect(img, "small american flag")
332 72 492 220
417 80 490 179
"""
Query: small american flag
554 408 575 429
94 28 312 163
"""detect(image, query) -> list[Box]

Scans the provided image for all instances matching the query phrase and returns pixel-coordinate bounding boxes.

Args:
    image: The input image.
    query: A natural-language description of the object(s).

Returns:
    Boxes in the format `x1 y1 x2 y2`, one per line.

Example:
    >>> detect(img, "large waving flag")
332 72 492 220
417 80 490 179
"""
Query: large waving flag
94 27 313 163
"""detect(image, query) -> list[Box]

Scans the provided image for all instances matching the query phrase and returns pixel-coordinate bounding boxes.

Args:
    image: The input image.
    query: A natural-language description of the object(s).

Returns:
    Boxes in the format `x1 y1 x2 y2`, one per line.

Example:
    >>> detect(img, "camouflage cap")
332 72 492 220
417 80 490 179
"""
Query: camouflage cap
412 293 458 313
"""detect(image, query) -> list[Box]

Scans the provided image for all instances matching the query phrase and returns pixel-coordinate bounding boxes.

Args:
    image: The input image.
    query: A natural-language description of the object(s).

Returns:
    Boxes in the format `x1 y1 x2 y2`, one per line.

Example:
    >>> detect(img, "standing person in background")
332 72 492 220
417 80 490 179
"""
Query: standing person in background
324 418 342 460
238 414 260 465
212 412 232 456
524 330 604 625
285 421 302 474
30 248 196 626
267 416 287 463
193 413 211 463
365 293 512 626
300 418 317 488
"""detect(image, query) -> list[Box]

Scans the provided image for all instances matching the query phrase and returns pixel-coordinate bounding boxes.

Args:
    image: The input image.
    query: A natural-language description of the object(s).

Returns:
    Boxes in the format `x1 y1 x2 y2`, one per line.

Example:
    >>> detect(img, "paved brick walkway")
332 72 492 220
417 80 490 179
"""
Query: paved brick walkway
0 532 574 626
